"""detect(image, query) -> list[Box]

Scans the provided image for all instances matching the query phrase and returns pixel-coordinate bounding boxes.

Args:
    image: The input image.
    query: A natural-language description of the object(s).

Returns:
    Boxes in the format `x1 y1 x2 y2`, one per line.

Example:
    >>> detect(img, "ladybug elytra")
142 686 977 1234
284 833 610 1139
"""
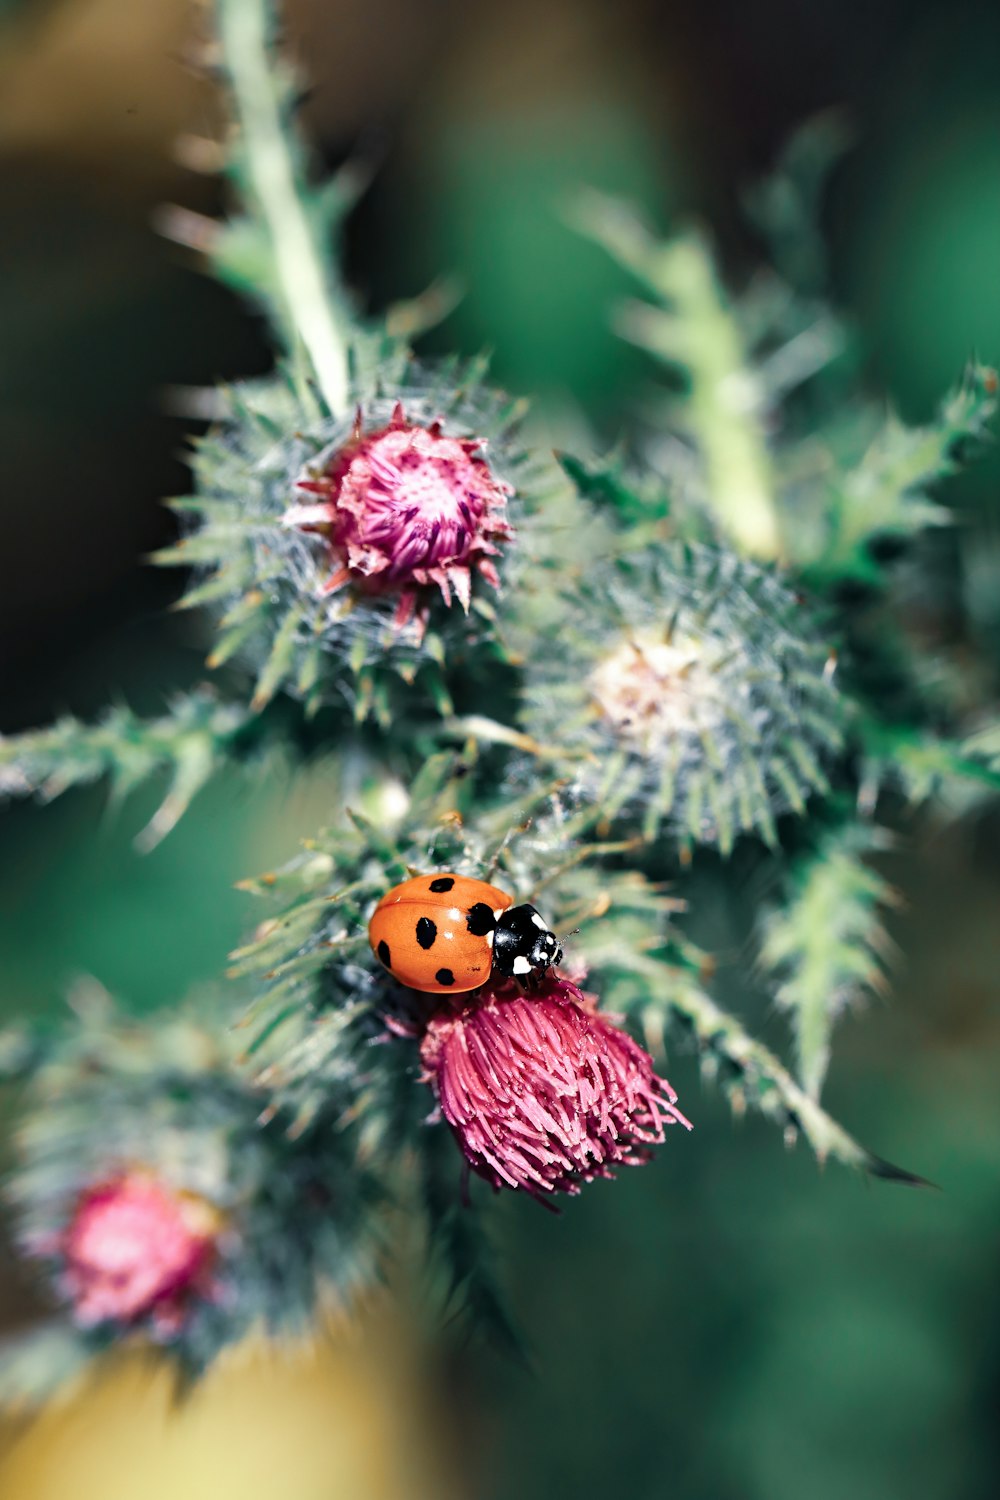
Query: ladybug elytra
368 873 562 995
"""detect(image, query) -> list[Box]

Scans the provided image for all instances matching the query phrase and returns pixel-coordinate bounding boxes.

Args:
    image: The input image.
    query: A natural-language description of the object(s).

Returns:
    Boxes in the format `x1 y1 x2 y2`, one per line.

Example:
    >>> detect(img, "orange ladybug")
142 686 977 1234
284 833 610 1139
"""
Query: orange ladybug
368 873 562 995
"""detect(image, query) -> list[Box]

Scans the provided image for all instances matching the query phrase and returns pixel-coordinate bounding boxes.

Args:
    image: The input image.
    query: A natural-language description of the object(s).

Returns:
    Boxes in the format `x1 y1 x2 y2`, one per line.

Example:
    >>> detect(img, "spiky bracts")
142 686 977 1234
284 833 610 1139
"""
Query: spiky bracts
9 996 381 1379
162 362 536 723
521 541 843 851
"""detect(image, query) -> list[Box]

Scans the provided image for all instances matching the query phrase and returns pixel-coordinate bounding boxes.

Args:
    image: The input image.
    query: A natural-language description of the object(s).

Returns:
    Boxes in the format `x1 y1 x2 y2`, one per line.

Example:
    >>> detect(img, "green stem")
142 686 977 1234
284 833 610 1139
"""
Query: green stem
215 0 350 414
574 194 783 560
621 234 782 560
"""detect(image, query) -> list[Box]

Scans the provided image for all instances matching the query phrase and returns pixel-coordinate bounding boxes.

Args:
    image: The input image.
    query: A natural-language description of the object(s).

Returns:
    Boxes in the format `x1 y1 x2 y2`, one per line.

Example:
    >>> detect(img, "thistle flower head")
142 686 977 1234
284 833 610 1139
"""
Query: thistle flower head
286 402 512 634
521 540 844 851
588 631 726 752
11 1001 382 1373
418 975 691 1199
60 1172 220 1335
163 360 532 720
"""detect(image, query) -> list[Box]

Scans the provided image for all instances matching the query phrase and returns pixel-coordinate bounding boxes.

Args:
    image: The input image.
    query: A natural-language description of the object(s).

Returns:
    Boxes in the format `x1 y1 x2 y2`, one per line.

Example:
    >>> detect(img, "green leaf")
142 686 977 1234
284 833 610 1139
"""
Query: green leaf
581 926 919 1179
860 719 1000 814
0 690 256 848
801 364 998 584
758 825 897 1100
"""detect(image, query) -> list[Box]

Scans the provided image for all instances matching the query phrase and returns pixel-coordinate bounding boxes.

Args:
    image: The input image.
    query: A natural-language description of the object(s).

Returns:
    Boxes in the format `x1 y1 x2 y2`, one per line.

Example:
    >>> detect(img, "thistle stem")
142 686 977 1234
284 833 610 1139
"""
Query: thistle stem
654 236 782 561
215 0 351 414
575 193 784 561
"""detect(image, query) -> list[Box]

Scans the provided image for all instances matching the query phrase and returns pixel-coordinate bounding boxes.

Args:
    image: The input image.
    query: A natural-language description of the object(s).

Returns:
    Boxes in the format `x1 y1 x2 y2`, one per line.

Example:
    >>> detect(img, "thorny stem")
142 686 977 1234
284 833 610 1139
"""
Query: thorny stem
215 0 351 414
621 235 782 561
576 193 784 561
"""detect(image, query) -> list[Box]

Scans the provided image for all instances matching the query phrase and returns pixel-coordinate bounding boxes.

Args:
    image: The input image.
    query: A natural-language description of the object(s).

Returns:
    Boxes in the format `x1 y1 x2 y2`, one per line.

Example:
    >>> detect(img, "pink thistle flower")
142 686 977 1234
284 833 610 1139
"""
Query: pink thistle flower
419 976 691 1199
59 1171 220 1335
285 402 514 635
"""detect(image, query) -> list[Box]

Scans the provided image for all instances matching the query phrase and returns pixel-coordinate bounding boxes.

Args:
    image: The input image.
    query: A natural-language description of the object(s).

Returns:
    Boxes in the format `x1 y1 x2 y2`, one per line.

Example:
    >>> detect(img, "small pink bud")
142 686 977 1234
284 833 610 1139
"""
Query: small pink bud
286 403 513 634
59 1172 220 1333
419 976 691 1198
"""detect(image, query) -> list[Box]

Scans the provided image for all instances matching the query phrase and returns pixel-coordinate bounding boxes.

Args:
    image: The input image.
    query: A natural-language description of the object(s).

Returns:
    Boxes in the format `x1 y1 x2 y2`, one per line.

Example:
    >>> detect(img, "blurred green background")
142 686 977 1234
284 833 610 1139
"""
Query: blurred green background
1 0 999 1497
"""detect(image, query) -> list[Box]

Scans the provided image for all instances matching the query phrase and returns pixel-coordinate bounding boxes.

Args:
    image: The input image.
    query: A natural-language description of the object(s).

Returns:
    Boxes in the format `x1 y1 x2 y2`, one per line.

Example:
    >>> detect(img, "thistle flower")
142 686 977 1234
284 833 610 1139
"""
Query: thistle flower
418 976 691 1199
521 539 844 851
58 1172 220 1336
286 402 513 635
163 362 531 720
10 1001 382 1376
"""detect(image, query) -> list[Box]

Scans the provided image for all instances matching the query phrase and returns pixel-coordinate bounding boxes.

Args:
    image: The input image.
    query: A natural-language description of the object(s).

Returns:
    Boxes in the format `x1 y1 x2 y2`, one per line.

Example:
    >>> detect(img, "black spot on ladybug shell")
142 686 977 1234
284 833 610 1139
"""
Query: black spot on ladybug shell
416 917 437 949
377 940 391 969
466 902 495 936
429 876 455 893
435 968 456 986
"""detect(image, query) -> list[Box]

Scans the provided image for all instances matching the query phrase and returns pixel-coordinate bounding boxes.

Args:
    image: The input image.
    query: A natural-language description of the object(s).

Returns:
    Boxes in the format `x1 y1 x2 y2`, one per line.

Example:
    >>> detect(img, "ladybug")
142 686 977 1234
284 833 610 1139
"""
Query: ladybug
368 873 563 995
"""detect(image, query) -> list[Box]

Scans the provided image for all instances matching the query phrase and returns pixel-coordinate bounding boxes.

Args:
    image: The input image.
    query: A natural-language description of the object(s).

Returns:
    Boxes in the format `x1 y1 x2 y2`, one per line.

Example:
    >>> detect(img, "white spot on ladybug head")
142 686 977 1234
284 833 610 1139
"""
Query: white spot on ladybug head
485 931 495 947
512 956 531 975
493 907 506 920
531 912 546 929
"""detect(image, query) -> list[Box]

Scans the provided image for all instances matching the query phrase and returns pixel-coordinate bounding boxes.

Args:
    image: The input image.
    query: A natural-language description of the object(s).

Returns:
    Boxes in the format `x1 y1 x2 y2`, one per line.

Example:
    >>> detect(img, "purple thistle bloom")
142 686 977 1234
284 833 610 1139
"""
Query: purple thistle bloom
419 976 691 1199
285 402 513 636
52 1172 221 1337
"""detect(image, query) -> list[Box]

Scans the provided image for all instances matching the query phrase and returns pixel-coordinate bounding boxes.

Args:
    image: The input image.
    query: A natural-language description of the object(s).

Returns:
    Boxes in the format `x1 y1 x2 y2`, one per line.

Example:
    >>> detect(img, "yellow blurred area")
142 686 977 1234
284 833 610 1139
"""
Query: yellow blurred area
0 0 438 183
0 1316 459 1500
0 0 206 179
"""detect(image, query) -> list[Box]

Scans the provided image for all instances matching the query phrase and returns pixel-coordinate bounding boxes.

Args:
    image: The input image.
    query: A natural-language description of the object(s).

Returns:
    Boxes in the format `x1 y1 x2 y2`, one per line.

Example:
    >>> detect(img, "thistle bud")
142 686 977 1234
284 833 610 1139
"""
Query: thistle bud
521 541 843 851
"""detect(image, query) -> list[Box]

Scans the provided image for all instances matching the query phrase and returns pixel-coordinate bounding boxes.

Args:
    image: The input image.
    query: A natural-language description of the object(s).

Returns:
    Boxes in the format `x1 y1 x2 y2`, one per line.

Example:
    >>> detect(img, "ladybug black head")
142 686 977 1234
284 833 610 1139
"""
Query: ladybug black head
491 904 563 982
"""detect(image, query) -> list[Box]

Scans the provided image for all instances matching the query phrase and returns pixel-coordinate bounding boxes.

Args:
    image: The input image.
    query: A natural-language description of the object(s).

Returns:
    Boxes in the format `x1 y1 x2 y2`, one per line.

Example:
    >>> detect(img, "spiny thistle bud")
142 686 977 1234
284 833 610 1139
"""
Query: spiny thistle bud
286 402 512 635
521 540 843 851
418 976 691 1199
162 362 530 722
57 1173 220 1336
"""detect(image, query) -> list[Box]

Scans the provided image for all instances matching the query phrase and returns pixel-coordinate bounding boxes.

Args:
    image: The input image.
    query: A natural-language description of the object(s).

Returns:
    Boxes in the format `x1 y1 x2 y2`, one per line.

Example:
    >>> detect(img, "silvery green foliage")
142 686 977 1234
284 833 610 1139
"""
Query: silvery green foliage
576 191 998 586
8 991 381 1383
521 539 843 851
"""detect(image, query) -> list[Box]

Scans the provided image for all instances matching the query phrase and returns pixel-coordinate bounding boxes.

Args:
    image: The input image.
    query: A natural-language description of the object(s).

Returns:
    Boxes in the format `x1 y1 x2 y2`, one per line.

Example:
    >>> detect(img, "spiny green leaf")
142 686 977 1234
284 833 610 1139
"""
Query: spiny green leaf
0 691 256 848
758 824 897 1100
860 719 1000 814
801 364 998 584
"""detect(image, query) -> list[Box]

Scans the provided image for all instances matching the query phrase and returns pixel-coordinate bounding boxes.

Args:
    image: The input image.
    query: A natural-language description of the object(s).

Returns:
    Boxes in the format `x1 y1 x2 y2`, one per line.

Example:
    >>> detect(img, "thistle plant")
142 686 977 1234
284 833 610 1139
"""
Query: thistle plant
2 0 999 1402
